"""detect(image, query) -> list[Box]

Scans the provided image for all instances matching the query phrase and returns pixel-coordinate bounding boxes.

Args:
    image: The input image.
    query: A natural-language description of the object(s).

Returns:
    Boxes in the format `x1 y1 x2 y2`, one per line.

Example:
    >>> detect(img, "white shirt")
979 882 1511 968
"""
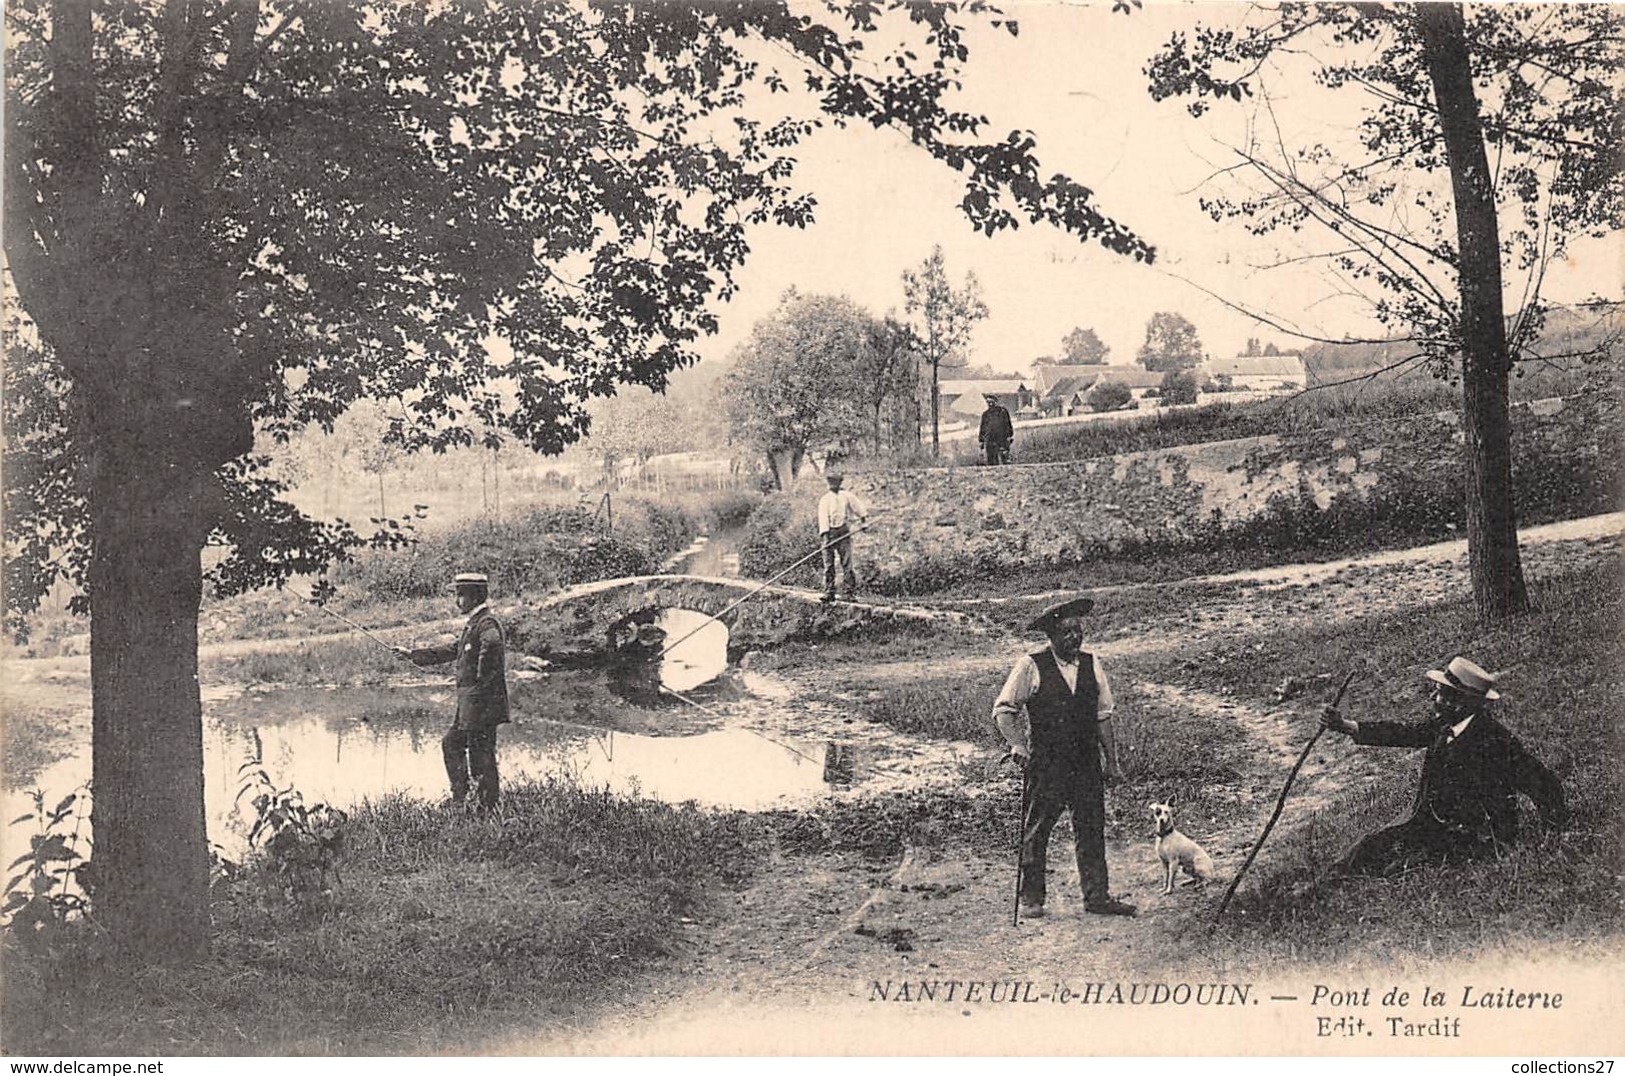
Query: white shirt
992 650 1114 755
817 489 867 533
1444 714 1474 743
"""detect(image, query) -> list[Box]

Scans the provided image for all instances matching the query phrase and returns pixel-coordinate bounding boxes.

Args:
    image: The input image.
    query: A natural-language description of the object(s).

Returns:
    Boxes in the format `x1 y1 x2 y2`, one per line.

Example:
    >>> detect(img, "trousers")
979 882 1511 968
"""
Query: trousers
443 725 500 808
821 525 857 596
1019 768 1108 906
1334 816 1495 876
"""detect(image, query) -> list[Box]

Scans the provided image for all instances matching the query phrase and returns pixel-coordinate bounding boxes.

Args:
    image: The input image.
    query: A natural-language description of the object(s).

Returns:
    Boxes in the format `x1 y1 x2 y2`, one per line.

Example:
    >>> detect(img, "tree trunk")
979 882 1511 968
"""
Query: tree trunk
930 358 941 456
88 472 212 963
1417 4 1529 620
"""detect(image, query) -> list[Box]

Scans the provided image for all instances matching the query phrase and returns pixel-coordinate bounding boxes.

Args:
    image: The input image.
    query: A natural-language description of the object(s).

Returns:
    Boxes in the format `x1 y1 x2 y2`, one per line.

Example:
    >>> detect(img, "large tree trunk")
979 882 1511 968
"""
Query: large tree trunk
1417 3 1528 621
88 469 213 963
68 297 251 965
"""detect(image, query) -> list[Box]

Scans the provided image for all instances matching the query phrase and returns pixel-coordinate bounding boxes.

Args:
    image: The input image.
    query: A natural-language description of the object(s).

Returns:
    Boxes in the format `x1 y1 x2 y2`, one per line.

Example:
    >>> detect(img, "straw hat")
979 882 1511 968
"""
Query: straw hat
1425 656 1500 701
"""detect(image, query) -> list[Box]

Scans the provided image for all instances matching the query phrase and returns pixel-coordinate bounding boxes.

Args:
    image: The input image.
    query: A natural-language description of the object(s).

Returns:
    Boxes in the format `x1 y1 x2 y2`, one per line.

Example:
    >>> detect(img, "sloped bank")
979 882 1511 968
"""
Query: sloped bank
744 392 1619 593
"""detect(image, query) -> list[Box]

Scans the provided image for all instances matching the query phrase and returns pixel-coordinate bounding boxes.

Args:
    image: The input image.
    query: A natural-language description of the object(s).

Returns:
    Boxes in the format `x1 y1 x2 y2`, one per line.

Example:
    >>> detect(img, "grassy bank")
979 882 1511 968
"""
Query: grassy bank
1154 558 1625 962
1 779 769 1055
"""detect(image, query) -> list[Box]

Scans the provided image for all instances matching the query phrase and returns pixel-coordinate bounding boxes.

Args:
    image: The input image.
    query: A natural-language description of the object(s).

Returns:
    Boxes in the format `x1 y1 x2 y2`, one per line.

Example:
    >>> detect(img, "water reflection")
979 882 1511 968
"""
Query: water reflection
600 607 730 705
823 742 858 786
3 672 837 864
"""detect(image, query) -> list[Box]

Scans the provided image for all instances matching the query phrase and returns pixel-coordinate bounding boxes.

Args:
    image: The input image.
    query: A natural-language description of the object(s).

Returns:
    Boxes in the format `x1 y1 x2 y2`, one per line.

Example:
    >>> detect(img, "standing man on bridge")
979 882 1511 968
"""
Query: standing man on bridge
395 571 510 809
993 596 1136 918
817 469 868 602
978 393 1014 465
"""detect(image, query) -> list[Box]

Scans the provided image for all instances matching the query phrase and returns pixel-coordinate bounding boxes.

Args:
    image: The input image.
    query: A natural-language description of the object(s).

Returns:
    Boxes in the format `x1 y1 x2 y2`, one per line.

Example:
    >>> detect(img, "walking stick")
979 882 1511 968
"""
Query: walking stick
655 511 888 660
1214 668 1358 923
1010 755 1028 926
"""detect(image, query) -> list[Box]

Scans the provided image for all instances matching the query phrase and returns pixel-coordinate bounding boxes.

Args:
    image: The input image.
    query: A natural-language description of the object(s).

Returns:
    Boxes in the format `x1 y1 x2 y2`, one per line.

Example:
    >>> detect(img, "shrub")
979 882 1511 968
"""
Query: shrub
328 496 710 604
1088 380 1133 412
1161 368 1198 405
736 494 823 588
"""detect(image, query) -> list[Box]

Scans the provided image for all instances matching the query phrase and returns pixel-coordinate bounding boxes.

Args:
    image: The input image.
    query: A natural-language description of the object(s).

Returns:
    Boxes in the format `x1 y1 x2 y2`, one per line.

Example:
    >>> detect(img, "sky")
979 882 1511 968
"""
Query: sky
686 1 1622 374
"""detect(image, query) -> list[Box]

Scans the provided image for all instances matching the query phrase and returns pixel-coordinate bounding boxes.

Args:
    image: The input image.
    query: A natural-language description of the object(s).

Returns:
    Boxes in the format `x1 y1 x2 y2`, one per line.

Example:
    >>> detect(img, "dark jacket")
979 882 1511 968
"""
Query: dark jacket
979 405 1014 445
411 607 510 730
1354 711 1565 845
1025 648 1101 783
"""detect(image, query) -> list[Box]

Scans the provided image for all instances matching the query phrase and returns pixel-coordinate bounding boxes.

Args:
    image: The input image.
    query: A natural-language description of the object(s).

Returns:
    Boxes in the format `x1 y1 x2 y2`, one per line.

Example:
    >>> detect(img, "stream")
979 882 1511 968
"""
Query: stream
2 606 972 860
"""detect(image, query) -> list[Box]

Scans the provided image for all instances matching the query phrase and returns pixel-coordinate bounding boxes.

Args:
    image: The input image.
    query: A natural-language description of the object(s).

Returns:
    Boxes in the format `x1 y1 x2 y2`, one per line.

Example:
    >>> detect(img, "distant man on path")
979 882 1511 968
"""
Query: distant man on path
1320 656 1566 875
817 471 868 602
395 572 510 808
993 596 1136 918
978 393 1014 465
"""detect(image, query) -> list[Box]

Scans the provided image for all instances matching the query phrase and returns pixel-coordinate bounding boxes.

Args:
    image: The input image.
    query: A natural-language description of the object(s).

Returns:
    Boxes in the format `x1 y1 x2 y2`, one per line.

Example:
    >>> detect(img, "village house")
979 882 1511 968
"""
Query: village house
1200 353 1308 392
937 378 1035 424
1031 363 1165 414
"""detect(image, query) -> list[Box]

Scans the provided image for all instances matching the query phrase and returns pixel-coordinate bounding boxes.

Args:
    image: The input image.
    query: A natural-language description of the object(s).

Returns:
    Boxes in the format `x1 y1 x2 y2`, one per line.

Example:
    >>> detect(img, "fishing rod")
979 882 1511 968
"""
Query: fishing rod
657 684 825 767
656 510 890 661
284 585 413 656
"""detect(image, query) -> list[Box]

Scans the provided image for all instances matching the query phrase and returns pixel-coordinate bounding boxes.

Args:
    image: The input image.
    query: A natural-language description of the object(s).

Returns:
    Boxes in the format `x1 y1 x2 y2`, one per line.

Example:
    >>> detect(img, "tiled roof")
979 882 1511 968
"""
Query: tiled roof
1205 355 1306 378
1090 365 1165 389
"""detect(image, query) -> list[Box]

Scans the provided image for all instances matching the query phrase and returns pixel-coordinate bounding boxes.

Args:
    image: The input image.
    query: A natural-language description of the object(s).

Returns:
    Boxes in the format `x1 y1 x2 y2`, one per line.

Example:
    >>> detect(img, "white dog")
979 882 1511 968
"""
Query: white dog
1149 799 1214 895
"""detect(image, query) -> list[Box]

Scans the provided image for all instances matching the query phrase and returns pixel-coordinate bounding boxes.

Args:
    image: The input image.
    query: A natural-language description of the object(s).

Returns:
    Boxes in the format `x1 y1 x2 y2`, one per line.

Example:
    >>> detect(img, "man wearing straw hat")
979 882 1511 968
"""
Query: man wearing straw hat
993 596 1136 918
1320 656 1566 875
395 572 510 808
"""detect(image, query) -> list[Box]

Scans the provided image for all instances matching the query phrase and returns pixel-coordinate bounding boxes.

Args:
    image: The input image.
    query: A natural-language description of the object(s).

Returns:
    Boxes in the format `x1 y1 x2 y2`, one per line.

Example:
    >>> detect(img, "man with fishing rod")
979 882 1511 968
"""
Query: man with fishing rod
993 596 1136 920
817 468 868 603
391 572 510 809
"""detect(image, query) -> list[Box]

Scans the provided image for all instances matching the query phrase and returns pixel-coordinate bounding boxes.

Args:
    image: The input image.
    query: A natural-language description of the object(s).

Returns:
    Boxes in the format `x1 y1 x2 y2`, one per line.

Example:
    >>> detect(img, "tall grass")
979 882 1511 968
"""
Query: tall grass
1 778 770 1055
1187 559 1624 956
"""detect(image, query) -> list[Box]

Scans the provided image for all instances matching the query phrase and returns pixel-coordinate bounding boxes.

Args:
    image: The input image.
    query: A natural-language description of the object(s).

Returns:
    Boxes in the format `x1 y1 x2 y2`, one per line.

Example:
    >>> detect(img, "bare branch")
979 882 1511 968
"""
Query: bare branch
1151 263 1430 348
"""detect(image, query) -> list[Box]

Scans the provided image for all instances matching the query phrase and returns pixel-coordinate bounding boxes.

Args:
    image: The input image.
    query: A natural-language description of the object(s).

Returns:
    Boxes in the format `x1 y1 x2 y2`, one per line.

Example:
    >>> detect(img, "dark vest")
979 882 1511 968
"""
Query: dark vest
1026 648 1101 778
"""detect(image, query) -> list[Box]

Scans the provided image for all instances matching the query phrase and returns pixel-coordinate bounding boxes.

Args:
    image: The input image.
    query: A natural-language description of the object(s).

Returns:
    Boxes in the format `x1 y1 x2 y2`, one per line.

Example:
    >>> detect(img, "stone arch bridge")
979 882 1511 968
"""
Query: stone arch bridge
503 573 984 661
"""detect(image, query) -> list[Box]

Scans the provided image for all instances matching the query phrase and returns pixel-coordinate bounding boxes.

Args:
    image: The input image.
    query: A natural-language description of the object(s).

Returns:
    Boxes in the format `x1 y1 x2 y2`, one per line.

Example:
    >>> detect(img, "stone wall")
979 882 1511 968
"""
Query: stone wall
782 395 1611 583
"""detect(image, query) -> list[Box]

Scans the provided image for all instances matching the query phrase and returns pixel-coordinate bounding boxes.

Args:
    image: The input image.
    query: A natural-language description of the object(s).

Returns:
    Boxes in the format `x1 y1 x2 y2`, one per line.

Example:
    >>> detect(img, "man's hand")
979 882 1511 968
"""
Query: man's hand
392 646 414 662
1320 705 1357 737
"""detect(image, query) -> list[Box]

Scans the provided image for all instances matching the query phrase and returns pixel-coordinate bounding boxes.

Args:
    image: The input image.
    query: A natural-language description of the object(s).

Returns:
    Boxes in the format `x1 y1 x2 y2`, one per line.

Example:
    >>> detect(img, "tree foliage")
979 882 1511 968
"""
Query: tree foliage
853 315 922 455
1146 3 1623 372
1137 311 1205 372
3 0 1159 622
1160 368 1199 406
903 244 990 453
3 0 1157 962
1061 326 1111 364
1087 379 1133 412
723 290 872 487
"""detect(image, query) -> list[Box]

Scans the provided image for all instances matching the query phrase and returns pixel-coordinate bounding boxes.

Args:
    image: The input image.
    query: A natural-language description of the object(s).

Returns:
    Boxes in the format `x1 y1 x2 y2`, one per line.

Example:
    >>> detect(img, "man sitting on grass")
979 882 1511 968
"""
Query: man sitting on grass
1319 656 1567 876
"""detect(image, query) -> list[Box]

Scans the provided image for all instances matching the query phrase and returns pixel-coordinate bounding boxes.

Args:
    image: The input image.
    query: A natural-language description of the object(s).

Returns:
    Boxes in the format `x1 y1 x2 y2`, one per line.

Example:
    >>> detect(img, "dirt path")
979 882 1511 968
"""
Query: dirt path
533 515 1623 1053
